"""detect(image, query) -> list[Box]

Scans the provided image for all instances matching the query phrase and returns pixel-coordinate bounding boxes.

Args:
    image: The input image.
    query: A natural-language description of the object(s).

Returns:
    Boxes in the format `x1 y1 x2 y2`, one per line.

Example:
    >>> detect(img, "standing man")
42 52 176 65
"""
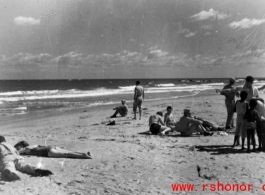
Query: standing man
217 77 237 129
241 76 259 102
133 81 144 120
219 76 259 103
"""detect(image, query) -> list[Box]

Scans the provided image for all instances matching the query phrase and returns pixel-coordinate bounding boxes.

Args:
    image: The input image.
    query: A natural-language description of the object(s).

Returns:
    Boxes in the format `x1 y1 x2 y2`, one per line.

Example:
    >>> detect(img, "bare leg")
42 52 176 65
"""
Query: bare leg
48 147 93 159
159 126 171 135
133 102 137 119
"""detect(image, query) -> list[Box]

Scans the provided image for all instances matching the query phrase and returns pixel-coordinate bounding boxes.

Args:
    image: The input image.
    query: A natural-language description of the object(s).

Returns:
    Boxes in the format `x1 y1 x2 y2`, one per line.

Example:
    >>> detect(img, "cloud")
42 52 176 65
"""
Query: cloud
185 32 196 38
179 28 196 38
191 9 229 21
204 32 211 35
179 28 189 34
3 53 52 66
201 25 213 30
14 16 40 26
229 18 265 29
147 50 169 59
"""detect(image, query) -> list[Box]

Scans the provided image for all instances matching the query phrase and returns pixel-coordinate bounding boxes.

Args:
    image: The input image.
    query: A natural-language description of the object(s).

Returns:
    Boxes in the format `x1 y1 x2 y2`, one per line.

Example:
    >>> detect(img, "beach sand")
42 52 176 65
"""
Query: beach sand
0 91 265 195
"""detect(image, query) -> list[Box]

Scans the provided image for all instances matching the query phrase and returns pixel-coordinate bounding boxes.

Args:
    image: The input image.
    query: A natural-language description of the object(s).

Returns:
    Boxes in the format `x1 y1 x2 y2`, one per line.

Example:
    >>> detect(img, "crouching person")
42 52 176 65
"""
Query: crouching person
0 136 53 181
175 109 213 136
149 112 171 136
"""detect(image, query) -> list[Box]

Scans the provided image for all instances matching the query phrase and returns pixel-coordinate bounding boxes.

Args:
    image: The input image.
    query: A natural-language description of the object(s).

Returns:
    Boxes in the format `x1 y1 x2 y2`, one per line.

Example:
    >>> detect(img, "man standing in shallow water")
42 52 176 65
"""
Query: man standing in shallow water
133 81 144 120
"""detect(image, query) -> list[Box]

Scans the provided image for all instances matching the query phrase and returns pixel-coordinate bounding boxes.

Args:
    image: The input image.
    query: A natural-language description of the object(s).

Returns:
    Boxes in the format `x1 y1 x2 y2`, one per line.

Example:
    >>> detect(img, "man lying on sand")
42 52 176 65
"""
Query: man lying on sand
173 109 213 136
0 136 53 181
110 100 128 118
149 112 171 136
14 141 93 159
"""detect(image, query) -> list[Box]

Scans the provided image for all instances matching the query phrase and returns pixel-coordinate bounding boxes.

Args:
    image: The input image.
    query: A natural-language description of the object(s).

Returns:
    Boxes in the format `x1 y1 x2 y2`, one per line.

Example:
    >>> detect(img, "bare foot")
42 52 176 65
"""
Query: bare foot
86 152 93 159
132 117 136 120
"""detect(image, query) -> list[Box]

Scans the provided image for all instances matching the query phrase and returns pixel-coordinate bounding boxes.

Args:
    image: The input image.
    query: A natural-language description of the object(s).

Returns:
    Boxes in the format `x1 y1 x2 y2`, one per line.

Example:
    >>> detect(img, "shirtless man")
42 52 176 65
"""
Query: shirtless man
133 81 144 120
149 112 171 136
175 109 213 136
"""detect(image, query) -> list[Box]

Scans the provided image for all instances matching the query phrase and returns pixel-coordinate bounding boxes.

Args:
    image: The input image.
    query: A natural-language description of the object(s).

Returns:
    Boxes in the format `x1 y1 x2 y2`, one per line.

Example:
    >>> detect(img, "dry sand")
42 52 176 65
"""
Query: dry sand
0 91 265 195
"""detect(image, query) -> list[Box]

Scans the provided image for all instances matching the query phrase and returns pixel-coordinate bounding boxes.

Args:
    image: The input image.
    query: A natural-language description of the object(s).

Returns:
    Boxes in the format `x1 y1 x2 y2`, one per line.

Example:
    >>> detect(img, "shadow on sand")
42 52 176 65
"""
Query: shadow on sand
138 131 200 137
194 144 265 155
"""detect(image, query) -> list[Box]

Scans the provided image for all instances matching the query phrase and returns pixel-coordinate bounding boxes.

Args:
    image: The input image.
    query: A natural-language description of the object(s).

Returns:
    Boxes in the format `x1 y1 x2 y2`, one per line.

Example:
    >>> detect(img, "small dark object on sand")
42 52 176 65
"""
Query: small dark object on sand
197 165 201 177
107 120 116 126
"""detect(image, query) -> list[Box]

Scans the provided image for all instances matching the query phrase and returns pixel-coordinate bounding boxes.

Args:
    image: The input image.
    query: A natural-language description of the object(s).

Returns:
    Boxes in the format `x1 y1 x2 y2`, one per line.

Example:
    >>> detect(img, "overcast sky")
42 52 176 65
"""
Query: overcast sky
0 0 265 79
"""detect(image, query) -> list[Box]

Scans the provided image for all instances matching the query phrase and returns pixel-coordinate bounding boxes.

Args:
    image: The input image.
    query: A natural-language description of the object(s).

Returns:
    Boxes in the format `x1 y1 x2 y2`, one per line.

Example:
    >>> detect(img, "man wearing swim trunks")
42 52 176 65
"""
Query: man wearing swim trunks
149 112 171 135
133 81 144 120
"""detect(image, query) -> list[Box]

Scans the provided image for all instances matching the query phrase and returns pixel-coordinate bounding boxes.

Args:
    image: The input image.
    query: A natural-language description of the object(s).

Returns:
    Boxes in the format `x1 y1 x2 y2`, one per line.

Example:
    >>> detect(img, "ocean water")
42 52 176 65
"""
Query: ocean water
0 78 264 118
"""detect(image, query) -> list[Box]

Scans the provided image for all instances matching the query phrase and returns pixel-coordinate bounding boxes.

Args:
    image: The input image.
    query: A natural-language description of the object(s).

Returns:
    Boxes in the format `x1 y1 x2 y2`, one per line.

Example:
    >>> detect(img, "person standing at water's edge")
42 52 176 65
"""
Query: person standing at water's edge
133 81 144 120
217 77 237 129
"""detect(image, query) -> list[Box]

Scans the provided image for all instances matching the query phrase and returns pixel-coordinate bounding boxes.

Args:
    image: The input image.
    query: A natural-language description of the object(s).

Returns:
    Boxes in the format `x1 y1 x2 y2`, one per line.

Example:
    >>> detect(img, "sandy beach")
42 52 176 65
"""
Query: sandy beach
0 91 265 195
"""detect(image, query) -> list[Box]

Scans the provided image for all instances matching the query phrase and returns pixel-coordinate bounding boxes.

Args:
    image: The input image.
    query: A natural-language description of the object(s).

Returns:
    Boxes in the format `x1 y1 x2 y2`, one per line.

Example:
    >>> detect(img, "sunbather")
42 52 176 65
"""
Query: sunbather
14 141 93 159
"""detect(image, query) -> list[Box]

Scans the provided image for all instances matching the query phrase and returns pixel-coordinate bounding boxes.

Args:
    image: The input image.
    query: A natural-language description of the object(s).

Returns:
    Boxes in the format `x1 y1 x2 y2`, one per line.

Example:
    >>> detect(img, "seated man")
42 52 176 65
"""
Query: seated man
110 100 128 118
0 136 52 181
175 109 213 136
149 112 171 136
164 106 176 129
14 141 93 159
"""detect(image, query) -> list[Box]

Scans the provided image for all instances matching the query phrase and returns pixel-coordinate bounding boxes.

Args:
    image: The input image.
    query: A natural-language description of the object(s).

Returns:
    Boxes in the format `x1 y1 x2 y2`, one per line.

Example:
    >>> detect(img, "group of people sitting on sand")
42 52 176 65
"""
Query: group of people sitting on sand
148 108 216 136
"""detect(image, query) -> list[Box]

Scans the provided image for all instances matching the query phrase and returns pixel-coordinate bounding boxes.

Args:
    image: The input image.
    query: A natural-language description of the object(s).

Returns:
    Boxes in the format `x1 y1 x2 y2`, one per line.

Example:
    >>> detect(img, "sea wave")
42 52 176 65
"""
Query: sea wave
0 90 59 96
0 83 226 102
155 83 175 87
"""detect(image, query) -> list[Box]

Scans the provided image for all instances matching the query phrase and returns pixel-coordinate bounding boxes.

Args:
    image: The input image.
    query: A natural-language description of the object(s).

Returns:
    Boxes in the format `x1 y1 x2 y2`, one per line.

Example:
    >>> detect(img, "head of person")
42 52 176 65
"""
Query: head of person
136 81 140 85
0 136 6 143
183 109 191 117
166 106 173 114
121 100 126 105
245 76 254 88
156 111 163 117
249 99 258 110
240 91 248 101
229 77 236 85
14 141 29 151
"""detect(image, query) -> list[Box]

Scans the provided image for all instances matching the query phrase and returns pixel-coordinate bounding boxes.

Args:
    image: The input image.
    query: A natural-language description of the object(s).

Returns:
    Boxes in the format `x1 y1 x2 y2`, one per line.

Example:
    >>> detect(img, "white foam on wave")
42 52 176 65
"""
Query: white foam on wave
155 83 175 87
0 82 225 102
13 107 27 110
0 90 59 96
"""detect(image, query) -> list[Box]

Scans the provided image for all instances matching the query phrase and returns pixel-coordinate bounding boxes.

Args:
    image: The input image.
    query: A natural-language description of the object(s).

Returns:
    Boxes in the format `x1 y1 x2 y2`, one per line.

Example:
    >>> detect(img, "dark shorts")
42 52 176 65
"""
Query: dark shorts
257 120 265 136
150 123 161 135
